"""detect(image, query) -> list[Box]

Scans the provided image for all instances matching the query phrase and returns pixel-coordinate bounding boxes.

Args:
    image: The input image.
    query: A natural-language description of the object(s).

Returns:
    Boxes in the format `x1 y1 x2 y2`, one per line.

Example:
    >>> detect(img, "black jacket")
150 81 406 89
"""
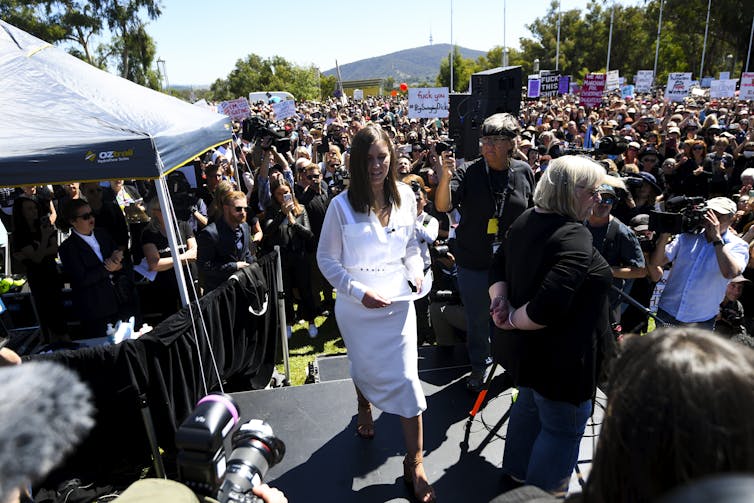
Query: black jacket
58 228 122 321
197 218 253 292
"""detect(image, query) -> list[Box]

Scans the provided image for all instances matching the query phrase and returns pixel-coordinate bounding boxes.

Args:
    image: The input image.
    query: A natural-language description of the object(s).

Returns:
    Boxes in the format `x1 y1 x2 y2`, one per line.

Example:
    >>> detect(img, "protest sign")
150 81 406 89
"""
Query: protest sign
719 71 730 80
540 71 560 98
664 72 692 102
558 76 571 95
606 70 620 91
272 99 296 121
635 70 653 92
407 87 449 118
621 85 635 99
527 77 540 98
580 73 606 108
741 73 754 101
217 97 251 121
710 79 737 98
353 89 364 101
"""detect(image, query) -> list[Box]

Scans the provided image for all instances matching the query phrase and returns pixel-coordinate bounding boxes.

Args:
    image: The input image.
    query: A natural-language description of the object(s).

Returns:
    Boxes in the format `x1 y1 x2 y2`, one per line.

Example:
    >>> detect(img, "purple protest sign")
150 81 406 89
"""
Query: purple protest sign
580 73 606 108
558 76 570 95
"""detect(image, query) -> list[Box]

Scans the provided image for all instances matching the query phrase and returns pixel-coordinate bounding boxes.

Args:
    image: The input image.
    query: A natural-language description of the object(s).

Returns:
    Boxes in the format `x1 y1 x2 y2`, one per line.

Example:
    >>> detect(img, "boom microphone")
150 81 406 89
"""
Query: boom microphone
0 361 95 501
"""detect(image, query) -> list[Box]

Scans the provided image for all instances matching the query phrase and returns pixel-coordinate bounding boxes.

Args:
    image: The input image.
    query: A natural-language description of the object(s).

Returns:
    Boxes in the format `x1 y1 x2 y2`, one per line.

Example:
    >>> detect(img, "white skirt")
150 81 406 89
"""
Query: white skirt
335 278 426 418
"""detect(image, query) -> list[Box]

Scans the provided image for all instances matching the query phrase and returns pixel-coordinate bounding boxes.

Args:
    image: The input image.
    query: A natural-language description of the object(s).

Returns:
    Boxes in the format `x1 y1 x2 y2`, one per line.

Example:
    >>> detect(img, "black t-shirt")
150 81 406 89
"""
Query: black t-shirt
141 221 197 289
450 157 535 270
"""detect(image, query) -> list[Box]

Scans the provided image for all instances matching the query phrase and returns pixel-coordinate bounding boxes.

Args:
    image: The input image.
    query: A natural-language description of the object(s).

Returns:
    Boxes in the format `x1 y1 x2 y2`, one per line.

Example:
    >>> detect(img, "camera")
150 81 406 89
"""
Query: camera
167 171 199 222
435 140 455 156
241 116 290 152
328 165 350 195
649 196 708 234
176 393 285 503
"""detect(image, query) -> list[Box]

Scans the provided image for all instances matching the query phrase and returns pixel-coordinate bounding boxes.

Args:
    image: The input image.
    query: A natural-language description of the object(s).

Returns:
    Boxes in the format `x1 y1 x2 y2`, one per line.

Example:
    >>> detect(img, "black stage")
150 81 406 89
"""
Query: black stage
230 345 605 502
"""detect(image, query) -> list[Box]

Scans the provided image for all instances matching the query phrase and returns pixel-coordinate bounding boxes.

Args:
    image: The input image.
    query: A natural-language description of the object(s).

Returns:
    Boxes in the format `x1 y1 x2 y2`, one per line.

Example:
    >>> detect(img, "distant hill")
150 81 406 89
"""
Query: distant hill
323 43 486 83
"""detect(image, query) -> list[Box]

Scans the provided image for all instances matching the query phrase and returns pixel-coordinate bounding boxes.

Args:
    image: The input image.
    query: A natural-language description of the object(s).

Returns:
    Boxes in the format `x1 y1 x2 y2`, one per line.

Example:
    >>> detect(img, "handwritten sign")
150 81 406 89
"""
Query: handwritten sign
621 85 635 99
635 70 653 92
580 73 606 108
710 79 737 98
407 87 449 118
353 89 364 101
664 72 692 102
741 73 754 101
272 99 296 121
527 77 541 98
217 97 252 121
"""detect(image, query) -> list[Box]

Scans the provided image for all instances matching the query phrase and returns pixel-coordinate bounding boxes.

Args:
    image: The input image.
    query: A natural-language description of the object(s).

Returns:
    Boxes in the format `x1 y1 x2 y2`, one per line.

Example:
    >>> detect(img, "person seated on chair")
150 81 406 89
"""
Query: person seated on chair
58 199 139 339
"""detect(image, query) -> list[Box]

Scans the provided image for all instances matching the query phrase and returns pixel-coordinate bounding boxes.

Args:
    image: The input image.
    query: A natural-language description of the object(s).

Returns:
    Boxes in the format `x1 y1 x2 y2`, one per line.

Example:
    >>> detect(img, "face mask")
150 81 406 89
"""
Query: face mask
744 151 754 159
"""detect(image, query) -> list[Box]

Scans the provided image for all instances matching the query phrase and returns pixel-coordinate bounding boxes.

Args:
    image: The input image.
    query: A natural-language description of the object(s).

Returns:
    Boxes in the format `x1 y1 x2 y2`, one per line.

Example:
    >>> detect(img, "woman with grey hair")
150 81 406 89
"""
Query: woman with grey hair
488 155 624 495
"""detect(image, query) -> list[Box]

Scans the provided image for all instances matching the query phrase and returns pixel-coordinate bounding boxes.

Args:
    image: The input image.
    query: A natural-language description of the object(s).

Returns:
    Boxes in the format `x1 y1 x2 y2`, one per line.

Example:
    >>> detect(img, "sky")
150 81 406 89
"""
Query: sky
148 0 645 87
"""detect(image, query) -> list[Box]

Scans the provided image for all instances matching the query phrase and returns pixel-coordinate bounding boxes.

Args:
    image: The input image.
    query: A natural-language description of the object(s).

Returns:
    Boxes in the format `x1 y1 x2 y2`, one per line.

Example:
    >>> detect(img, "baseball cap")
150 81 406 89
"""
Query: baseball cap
629 214 650 232
730 275 752 284
707 197 737 215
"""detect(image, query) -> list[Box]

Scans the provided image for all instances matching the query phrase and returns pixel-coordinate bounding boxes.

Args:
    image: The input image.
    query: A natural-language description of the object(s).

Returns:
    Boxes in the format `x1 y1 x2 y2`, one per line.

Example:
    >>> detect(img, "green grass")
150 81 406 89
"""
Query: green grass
275 312 347 385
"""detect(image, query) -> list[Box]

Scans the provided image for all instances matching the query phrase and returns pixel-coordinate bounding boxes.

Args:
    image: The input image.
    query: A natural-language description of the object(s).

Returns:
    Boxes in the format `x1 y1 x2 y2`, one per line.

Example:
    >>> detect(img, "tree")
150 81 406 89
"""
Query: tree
436 46 475 92
0 0 162 88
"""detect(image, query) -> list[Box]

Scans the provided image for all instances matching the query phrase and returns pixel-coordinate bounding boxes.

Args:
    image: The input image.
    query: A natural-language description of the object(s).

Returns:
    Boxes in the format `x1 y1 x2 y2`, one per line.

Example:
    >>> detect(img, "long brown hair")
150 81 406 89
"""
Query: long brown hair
347 124 401 214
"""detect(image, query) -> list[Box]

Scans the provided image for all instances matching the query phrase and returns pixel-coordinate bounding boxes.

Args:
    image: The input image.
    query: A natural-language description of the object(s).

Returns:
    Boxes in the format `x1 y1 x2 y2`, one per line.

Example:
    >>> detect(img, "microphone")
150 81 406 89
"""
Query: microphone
0 361 94 501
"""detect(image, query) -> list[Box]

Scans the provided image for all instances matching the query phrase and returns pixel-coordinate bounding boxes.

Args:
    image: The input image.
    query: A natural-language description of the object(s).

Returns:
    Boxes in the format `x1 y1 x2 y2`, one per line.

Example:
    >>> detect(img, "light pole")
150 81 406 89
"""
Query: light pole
555 0 561 71
700 0 712 78
533 58 540 74
606 3 614 72
726 54 734 76
503 48 509 67
653 0 664 80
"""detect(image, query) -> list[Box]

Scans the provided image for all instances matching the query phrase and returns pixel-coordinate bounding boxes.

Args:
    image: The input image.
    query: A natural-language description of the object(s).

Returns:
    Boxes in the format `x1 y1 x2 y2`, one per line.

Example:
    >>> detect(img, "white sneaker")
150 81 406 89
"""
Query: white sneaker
286 325 293 339
308 324 318 338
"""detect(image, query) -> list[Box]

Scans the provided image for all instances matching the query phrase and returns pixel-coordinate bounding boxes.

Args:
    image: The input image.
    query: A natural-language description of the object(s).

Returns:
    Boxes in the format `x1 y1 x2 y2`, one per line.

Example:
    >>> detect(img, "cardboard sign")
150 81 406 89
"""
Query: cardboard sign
580 73 606 108
272 99 296 121
527 78 541 98
664 72 692 102
218 97 252 121
719 71 731 80
710 79 737 98
606 70 620 91
635 70 654 92
540 71 561 98
407 87 449 118
741 73 754 101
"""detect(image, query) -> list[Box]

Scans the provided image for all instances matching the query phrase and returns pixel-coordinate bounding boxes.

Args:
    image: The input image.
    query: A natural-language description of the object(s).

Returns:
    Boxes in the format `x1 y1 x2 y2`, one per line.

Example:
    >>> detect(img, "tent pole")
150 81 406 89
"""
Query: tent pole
156 174 191 308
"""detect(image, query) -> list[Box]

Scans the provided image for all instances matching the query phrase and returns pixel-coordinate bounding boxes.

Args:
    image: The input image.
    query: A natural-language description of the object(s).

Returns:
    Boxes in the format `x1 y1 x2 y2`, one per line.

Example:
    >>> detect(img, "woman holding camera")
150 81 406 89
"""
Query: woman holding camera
489 156 622 495
262 179 316 338
317 124 434 502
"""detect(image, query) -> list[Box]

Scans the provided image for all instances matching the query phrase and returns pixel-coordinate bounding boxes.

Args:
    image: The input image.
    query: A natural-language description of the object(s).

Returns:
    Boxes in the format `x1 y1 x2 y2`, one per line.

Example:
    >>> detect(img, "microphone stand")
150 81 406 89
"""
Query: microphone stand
609 284 672 328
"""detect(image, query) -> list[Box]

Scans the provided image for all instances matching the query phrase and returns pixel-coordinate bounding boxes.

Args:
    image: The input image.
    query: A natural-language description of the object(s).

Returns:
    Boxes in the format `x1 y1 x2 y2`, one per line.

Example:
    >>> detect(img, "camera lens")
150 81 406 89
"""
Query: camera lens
217 420 285 503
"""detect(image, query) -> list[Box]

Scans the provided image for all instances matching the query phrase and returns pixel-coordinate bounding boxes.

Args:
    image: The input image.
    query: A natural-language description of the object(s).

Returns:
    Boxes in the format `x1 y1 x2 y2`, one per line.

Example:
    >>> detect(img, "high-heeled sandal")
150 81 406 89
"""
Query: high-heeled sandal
403 454 436 502
356 397 375 439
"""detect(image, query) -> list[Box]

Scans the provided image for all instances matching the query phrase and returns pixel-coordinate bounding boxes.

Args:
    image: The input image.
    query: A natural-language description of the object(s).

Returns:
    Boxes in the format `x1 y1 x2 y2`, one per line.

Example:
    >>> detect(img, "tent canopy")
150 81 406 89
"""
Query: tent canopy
0 20 231 187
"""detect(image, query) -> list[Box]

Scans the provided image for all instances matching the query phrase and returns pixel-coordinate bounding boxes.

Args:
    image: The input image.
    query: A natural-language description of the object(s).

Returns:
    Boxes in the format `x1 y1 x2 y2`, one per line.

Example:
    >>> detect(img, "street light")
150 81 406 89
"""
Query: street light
503 48 509 67
726 54 734 75
533 58 540 74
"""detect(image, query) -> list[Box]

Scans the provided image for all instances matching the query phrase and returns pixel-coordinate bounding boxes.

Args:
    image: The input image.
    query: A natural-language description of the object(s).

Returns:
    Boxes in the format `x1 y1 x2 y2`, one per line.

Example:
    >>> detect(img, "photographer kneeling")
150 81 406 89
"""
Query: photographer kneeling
650 197 749 328
428 243 466 351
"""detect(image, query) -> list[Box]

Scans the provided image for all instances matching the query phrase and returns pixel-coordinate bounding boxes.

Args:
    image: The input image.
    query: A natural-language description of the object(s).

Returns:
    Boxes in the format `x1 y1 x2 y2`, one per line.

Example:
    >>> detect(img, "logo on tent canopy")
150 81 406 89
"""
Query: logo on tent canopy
84 149 135 164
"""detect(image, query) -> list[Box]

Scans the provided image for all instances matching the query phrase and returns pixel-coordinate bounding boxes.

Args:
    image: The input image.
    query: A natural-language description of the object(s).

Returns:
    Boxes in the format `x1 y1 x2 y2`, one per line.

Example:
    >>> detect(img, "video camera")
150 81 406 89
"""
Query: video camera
563 135 629 158
176 393 285 503
649 196 708 234
241 116 291 152
167 170 199 222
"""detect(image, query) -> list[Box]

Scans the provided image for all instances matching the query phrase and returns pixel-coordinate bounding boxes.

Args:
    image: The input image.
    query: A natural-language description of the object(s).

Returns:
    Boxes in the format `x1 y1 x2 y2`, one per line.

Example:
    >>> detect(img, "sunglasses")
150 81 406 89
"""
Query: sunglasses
232 206 248 213
693 146 704 150
76 212 94 220
307 174 321 180
599 197 616 205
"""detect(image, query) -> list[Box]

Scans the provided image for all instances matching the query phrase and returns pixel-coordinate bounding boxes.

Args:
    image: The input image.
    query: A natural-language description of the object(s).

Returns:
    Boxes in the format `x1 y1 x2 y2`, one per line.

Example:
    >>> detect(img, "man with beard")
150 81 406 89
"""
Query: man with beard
197 191 255 293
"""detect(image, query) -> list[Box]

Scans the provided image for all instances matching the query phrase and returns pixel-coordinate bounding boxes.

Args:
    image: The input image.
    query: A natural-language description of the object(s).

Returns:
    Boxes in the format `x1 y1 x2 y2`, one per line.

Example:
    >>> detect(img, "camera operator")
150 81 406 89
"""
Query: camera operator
428 245 466 352
256 137 294 212
585 185 646 323
650 197 749 328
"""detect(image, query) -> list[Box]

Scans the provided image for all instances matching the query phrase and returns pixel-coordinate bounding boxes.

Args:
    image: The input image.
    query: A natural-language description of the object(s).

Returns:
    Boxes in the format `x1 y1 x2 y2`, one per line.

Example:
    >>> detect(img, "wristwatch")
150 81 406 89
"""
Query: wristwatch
713 239 724 248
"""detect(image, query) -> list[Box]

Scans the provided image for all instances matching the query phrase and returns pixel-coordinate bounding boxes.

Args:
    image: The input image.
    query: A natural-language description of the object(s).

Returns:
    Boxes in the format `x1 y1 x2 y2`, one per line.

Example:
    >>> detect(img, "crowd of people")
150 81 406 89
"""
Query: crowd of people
4 88 754 500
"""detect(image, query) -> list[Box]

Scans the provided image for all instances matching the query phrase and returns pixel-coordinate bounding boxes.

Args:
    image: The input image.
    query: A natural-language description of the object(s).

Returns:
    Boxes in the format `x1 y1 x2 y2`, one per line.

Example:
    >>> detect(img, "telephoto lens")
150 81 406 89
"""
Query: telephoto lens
216 420 286 503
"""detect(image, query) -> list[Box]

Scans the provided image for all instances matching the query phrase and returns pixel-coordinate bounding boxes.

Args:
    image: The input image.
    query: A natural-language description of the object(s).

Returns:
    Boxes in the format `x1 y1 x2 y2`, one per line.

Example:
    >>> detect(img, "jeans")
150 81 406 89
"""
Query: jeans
656 308 715 331
502 387 591 493
456 266 491 374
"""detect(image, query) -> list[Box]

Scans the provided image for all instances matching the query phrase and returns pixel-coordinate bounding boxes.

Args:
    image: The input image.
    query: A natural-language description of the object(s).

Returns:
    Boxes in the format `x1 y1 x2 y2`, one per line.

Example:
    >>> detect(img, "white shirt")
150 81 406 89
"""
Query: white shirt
73 229 104 262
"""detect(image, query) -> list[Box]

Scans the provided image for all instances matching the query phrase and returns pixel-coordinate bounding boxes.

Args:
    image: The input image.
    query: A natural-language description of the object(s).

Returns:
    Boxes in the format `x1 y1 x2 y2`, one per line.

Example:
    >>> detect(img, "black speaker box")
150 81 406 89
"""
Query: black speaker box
470 66 523 118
